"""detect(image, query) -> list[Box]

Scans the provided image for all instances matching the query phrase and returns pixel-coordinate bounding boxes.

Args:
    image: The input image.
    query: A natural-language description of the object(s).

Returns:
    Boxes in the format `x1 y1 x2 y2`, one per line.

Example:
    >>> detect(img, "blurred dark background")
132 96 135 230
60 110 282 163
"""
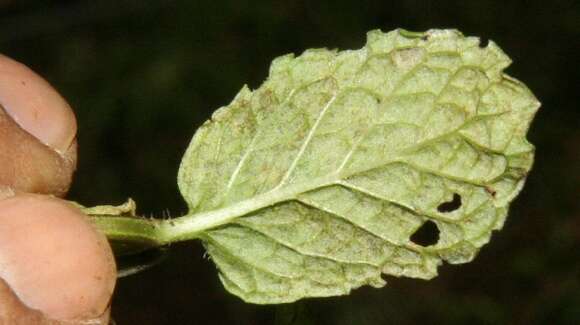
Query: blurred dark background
1 0 578 324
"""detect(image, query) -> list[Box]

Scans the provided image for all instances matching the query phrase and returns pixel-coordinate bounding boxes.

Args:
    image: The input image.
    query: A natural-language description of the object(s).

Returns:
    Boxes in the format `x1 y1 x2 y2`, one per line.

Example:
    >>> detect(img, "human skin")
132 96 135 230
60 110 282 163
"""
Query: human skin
0 54 77 198
0 54 116 324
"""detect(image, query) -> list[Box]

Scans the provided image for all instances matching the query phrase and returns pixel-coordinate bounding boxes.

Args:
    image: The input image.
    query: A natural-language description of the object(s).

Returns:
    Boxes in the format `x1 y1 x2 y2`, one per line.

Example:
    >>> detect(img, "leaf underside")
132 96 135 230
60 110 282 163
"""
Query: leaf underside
178 29 539 304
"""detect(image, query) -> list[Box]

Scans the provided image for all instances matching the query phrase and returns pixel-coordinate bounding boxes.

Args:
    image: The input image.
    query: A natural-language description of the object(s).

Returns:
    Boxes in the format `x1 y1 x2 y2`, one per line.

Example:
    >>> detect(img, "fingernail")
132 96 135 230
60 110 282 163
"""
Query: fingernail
0 54 77 153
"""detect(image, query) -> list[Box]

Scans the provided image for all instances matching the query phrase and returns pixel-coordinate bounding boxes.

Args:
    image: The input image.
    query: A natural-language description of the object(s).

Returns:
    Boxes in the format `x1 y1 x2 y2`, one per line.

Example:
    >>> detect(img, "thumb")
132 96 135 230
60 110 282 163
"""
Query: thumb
0 194 116 324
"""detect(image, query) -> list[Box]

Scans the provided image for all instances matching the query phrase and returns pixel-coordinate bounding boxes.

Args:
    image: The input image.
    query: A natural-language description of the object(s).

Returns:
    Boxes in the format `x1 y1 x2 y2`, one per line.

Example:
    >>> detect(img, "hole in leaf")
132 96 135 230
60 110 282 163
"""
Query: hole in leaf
410 220 439 246
479 37 489 48
437 193 462 213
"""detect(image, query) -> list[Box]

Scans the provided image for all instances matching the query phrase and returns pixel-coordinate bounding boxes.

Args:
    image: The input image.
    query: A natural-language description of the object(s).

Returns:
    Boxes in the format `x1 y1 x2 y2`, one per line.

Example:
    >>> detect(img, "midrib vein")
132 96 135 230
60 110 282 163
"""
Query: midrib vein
165 174 337 242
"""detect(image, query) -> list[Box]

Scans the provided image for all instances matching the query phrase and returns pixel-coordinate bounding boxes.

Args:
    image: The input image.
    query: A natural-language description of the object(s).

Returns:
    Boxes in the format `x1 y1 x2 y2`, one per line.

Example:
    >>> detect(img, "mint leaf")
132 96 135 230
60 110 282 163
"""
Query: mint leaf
177 29 539 303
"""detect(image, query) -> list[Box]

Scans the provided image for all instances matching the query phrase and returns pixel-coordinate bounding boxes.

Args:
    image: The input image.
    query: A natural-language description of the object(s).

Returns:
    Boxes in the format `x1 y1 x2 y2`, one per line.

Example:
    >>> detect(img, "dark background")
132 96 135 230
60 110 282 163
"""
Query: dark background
1 1 578 324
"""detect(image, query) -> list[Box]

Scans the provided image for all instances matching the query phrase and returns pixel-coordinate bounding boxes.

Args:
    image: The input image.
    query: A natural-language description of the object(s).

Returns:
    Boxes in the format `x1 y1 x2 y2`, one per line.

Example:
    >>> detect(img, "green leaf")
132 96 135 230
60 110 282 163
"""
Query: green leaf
177 29 539 303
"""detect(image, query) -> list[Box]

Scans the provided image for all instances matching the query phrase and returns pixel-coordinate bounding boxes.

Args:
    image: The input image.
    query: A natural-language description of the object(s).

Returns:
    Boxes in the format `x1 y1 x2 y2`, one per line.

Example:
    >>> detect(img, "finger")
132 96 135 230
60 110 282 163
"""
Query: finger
0 54 77 197
0 194 116 324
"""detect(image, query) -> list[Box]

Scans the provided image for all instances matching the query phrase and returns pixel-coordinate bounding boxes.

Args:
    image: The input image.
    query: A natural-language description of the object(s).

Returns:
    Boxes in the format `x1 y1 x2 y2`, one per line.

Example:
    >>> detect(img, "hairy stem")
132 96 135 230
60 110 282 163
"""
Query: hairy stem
90 175 336 252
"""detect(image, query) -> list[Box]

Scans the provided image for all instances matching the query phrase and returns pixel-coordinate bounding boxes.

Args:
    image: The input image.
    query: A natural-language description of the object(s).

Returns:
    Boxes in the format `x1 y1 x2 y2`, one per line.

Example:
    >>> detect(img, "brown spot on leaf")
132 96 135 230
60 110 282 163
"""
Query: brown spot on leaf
485 186 497 198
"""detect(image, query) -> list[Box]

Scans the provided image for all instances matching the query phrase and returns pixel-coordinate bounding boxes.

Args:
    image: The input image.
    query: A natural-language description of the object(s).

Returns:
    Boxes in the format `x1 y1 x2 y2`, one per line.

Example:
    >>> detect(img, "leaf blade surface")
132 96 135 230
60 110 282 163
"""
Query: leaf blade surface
178 29 539 303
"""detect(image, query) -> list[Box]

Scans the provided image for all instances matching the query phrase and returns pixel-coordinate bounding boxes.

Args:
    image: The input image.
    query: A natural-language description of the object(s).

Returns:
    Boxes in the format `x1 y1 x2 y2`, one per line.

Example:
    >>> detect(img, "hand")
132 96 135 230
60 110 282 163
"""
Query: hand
0 54 116 324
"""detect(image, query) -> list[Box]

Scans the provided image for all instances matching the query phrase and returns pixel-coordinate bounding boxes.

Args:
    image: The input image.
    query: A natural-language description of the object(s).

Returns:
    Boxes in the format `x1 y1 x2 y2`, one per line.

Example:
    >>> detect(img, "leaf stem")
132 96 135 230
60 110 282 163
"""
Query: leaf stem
89 215 169 255
91 175 335 249
89 212 215 253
